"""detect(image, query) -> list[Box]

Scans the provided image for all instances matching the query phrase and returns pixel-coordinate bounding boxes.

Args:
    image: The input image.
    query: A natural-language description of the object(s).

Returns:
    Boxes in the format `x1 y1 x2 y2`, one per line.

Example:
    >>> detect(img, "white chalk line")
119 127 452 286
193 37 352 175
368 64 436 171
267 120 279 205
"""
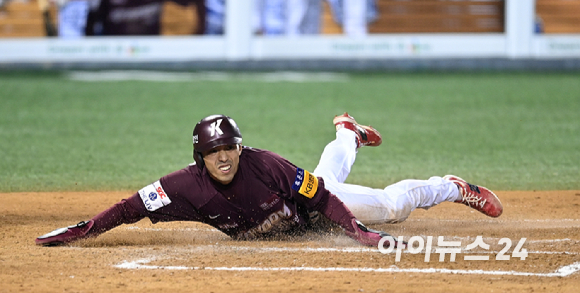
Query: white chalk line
214 245 580 256
122 226 579 254
183 244 580 257
111 232 580 277
113 258 580 278
114 219 580 276
428 235 577 245
67 70 349 83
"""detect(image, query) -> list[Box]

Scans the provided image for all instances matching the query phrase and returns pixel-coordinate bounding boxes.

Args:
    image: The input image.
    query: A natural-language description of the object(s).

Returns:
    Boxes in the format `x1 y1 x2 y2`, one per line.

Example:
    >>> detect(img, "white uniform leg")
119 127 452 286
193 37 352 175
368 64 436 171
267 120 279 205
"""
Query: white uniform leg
313 128 358 183
324 177 461 224
313 129 462 224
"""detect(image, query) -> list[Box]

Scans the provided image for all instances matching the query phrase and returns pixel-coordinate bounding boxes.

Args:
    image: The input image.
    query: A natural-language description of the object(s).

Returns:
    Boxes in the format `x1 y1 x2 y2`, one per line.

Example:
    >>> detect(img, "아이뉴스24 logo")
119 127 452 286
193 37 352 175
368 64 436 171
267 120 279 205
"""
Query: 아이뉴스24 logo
378 235 528 262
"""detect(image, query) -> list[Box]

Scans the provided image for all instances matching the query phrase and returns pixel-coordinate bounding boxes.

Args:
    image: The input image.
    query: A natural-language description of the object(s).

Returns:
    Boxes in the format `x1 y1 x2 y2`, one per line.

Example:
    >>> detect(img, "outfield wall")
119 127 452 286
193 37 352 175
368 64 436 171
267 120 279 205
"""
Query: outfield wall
0 0 579 71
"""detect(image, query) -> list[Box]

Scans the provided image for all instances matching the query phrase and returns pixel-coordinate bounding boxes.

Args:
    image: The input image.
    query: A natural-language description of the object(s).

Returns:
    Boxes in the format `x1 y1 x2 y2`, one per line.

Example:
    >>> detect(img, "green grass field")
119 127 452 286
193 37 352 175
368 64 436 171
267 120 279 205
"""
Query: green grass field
0 70 578 192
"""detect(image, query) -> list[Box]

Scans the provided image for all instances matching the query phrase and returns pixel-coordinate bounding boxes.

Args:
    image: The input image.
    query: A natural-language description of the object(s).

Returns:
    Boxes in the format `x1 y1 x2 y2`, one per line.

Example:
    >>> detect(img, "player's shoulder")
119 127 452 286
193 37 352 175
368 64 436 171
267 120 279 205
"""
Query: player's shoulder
240 146 295 173
170 163 202 177
160 164 204 190
241 146 285 162
158 163 218 204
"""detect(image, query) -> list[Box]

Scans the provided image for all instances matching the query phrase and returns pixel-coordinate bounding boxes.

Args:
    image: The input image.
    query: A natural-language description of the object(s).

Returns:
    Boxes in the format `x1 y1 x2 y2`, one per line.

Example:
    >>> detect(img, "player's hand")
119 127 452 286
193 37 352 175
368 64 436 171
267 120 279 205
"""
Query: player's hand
345 219 407 248
35 220 94 246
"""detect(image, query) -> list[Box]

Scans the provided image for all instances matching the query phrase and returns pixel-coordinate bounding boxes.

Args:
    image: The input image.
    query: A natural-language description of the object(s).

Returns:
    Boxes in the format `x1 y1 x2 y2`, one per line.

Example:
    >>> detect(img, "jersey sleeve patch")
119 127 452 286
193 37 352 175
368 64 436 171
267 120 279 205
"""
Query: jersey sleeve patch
138 180 172 211
291 168 319 199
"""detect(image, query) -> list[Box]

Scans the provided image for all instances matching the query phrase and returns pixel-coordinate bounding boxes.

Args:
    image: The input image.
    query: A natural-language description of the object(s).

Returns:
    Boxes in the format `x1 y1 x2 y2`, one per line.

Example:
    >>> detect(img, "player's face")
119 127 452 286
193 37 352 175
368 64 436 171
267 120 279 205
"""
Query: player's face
202 144 242 185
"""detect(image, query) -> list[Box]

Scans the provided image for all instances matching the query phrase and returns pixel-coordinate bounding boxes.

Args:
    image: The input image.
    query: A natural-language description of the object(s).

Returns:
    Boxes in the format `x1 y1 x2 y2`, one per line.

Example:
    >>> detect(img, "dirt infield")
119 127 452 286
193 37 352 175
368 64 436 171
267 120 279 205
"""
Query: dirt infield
1 191 579 293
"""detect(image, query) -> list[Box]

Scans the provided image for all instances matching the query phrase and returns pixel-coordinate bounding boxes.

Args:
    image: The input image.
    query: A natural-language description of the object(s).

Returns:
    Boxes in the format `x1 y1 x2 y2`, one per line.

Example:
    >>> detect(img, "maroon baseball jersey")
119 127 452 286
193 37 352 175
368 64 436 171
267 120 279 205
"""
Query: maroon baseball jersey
91 147 345 240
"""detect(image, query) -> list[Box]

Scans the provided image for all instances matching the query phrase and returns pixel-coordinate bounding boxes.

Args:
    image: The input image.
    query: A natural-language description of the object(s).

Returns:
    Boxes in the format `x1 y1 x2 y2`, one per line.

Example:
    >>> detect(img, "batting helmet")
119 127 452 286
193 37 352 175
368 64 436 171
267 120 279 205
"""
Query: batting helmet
192 114 242 168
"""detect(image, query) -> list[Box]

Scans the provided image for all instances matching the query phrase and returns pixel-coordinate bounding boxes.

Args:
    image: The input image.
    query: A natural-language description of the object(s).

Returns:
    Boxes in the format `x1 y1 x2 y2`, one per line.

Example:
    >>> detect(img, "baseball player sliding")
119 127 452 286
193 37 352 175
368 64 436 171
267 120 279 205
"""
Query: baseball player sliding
36 113 502 247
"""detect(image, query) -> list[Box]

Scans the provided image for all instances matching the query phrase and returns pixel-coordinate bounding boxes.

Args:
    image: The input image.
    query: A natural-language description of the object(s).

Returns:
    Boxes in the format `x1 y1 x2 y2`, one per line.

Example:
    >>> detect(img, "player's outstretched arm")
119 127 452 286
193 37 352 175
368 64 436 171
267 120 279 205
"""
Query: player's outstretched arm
35 194 146 246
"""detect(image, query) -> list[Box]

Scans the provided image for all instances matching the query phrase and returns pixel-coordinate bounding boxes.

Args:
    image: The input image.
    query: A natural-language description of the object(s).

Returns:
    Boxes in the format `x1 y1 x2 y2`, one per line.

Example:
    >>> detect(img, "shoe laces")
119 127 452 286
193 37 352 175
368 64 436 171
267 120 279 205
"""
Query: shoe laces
460 183 487 209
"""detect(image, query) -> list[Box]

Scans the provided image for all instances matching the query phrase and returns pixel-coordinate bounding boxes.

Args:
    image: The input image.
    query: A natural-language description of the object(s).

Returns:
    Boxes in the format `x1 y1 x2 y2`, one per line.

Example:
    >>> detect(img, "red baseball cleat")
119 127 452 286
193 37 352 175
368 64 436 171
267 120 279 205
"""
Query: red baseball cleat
443 175 503 218
333 112 382 148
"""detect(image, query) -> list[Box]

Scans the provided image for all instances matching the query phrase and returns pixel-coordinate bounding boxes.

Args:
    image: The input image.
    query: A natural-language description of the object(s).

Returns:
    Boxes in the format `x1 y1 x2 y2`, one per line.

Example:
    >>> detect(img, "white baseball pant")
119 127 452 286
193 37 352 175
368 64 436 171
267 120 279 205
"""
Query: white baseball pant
313 129 461 224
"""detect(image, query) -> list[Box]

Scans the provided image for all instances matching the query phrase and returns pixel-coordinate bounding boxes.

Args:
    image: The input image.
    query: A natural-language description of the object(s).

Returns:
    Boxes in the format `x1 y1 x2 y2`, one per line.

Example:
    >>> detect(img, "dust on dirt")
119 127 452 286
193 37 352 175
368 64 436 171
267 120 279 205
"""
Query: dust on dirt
1 190 579 292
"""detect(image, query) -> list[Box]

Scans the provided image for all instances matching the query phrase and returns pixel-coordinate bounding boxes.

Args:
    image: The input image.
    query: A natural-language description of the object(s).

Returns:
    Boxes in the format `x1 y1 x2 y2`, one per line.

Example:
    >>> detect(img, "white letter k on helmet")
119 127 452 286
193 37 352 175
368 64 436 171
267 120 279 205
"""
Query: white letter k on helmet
210 119 224 136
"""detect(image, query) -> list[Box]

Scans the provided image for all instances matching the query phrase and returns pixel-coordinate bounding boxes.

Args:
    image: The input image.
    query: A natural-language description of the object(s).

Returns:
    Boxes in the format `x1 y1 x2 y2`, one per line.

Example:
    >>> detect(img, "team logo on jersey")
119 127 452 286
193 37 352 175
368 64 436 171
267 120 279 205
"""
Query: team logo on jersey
292 168 318 199
241 204 295 239
138 180 172 211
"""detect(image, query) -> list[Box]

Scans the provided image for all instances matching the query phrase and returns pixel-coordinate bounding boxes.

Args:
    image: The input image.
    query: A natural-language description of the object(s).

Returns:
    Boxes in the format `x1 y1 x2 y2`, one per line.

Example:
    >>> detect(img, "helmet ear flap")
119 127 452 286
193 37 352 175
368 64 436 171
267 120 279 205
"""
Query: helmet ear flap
193 151 205 169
